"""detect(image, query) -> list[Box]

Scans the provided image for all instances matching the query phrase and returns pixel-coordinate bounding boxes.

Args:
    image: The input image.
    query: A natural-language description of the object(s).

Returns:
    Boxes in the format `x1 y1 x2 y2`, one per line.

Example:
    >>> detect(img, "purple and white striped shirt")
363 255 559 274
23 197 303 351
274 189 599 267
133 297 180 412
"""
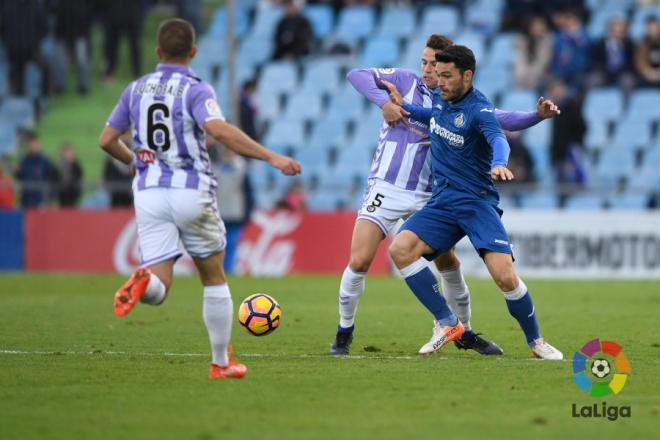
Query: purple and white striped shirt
106 63 224 192
348 68 434 193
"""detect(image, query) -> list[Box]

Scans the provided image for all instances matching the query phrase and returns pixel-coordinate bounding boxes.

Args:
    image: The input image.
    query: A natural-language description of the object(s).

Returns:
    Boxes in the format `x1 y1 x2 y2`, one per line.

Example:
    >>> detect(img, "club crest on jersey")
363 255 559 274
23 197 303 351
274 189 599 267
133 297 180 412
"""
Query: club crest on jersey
137 149 156 164
453 113 465 128
205 98 222 116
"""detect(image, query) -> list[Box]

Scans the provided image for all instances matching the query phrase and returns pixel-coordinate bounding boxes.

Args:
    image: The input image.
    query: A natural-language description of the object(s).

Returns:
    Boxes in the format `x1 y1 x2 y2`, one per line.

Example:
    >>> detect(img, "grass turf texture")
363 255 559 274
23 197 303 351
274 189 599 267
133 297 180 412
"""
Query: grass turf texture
0 274 658 439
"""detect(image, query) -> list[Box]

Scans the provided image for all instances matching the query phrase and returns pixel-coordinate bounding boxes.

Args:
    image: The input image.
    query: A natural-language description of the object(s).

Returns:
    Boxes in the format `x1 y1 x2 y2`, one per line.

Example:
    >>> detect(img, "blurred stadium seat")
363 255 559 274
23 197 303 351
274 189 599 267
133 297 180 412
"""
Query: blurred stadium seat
420 6 460 38
304 4 335 39
334 6 375 43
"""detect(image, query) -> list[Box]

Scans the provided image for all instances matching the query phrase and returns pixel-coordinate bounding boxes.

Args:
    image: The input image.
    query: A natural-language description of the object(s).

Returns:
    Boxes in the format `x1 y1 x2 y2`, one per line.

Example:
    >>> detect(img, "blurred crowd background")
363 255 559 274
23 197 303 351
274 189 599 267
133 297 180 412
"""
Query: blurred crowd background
0 0 659 218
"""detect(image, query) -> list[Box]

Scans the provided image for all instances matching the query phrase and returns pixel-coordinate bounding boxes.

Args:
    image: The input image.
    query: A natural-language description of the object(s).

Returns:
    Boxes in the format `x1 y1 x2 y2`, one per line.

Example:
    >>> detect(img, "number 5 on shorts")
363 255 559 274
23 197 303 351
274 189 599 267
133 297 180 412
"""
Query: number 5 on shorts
366 193 385 213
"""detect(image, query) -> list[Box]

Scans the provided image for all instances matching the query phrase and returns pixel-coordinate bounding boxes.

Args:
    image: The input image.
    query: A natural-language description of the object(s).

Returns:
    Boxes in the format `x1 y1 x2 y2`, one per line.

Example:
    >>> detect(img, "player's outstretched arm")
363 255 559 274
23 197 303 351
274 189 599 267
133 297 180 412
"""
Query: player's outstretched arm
205 119 301 176
99 126 135 167
494 97 561 131
380 80 430 123
347 69 409 125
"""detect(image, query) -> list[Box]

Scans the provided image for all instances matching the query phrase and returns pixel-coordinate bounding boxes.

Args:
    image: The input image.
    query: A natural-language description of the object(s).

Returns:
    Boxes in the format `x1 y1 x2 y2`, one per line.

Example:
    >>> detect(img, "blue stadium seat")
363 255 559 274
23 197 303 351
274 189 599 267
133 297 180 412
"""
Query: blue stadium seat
262 119 305 151
564 193 605 210
487 34 516 67
0 96 34 128
351 119 381 149
452 32 486 63
630 6 660 40
595 147 636 187
335 6 375 43
282 91 324 122
335 144 373 170
24 62 42 99
207 7 250 39
474 64 509 100
196 37 228 64
250 6 285 39
628 158 660 190
308 188 343 211
359 37 401 67
584 87 624 124
608 192 650 209
499 90 537 112
257 61 299 96
304 4 335 39
625 89 660 124
299 57 343 95
238 34 274 68
325 85 366 123
420 6 461 39
584 119 609 151
0 124 17 155
611 120 652 151
522 121 551 152
0 62 8 99
520 192 559 209
375 6 416 38
400 39 426 71
308 116 348 150
465 0 503 35
253 91 280 124
364 105 385 129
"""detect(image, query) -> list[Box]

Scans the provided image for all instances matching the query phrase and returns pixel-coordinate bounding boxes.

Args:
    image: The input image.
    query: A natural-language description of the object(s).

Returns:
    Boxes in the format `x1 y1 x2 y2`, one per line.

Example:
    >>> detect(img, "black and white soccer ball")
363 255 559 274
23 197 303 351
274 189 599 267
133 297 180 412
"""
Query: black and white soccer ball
591 359 611 378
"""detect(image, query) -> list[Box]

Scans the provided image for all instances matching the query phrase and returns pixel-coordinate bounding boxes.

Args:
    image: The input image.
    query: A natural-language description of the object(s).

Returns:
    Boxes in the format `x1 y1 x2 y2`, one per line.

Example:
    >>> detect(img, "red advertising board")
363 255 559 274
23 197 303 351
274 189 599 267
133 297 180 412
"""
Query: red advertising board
24 209 391 275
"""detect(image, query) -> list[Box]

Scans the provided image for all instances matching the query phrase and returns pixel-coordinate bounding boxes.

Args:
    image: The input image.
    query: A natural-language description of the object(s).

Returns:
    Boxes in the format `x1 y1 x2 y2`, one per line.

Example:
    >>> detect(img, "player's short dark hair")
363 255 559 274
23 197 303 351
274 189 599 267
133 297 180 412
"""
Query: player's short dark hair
426 34 454 51
157 18 195 60
435 45 476 74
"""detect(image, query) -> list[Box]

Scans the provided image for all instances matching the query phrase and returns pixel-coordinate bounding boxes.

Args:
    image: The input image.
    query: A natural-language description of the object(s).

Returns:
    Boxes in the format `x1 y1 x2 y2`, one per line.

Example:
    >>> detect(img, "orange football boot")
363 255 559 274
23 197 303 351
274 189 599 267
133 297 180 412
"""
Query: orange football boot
209 345 247 379
114 267 151 317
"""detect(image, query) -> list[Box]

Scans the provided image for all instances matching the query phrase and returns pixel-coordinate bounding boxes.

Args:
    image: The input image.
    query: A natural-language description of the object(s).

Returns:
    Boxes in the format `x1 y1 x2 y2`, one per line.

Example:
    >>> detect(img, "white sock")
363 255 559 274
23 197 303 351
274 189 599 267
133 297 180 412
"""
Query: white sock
338 266 366 328
203 284 233 367
439 266 472 332
140 273 167 305
502 277 527 300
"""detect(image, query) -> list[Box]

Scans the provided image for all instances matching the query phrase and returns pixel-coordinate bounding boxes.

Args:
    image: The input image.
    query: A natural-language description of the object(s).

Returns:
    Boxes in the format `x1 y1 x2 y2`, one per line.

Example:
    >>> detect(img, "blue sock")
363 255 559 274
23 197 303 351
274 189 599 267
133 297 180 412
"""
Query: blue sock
337 324 354 334
404 266 457 326
505 291 540 347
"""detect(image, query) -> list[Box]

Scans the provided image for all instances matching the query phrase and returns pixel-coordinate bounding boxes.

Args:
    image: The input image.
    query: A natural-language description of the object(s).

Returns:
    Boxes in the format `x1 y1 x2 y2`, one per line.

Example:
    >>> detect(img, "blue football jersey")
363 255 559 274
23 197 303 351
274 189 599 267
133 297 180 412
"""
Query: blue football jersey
406 87 508 199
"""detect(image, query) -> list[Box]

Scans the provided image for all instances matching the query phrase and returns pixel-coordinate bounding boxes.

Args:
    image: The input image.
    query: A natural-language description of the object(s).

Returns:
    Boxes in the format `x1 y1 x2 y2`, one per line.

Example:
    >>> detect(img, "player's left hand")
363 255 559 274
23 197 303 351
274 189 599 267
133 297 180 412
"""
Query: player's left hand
491 166 514 181
270 154 302 176
536 97 561 119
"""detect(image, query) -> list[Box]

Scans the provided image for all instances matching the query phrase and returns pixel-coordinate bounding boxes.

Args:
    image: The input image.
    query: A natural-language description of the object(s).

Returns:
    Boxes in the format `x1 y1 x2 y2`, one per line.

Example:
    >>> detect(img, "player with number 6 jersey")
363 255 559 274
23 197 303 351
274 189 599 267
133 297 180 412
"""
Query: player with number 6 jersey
99 18 301 380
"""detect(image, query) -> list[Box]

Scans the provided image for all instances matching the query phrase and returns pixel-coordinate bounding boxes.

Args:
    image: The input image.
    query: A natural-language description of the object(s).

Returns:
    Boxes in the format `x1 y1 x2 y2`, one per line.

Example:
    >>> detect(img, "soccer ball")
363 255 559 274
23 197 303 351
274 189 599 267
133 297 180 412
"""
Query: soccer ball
238 293 282 336
591 359 611 378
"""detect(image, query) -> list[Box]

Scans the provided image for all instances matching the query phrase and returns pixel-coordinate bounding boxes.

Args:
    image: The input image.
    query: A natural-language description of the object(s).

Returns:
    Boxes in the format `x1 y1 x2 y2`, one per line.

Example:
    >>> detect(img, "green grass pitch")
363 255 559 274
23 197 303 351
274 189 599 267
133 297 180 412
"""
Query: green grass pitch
0 274 658 439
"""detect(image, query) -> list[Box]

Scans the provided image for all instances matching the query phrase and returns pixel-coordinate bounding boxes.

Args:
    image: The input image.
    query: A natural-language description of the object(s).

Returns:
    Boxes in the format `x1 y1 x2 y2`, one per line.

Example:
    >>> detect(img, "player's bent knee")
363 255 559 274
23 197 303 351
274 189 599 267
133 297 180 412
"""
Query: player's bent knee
348 255 372 273
388 238 415 267
494 271 518 292
434 249 459 271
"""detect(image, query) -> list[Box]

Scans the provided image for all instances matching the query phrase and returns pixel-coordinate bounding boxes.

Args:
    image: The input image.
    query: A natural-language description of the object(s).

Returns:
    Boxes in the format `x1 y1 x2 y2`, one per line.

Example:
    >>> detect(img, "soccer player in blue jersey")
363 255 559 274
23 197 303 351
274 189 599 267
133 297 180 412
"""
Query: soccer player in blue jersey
330 34 560 356
99 19 301 379
386 45 562 360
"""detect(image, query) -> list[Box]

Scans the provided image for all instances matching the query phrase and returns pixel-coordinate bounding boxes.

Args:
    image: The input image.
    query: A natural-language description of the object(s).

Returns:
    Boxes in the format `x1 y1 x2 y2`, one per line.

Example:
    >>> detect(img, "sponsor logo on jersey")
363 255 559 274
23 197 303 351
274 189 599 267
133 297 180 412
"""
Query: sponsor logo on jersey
137 149 156 164
378 68 395 74
205 98 222 116
453 112 465 128
494 239 509 245
430 117 464 147
480 107 494 113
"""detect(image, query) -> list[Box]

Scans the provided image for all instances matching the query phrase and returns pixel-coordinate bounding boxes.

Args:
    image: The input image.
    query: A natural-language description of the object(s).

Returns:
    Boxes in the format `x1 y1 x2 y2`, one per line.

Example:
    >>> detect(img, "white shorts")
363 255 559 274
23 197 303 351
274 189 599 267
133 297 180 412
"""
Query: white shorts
357 179 430 235
134 188 226 266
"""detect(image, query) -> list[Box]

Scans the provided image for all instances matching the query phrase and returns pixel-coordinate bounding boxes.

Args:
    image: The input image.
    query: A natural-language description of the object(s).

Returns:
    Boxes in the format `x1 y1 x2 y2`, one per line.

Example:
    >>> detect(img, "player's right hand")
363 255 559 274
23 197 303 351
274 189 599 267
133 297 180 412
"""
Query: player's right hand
380 80 403 105
381 101 410 126
270 154 301 176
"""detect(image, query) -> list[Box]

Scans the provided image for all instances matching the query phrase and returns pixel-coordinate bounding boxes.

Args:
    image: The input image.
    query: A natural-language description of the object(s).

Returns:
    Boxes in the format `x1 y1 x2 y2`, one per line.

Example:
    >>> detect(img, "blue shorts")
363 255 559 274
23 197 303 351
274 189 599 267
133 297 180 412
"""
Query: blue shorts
400 185 513 260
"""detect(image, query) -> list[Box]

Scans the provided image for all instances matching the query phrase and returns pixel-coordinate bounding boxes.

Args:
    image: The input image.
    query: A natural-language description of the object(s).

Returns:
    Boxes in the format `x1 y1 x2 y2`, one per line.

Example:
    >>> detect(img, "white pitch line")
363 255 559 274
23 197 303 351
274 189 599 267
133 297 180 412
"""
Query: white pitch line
0 348 586 362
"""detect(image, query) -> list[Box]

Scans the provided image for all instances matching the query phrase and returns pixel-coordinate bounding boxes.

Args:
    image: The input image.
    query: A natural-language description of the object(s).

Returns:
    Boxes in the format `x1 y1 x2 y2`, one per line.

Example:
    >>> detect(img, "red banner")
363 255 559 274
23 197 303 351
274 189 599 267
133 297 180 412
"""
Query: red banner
24 209 391 275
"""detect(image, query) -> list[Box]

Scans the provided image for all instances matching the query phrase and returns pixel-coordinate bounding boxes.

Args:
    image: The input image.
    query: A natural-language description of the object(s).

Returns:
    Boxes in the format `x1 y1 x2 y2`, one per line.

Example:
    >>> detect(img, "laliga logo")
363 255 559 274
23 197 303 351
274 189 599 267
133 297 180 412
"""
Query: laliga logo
113 218 195 275
236 211 301 276
571 338 632 421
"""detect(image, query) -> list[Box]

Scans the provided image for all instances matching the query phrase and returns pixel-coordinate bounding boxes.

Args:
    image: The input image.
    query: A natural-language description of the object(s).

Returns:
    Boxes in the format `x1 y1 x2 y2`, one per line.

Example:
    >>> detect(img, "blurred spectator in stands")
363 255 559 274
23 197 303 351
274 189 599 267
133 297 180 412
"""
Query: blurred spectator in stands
15 132 56 208
101 0 147 81
103 156 133 207
240 80 260 141
513 16 553 90
504 130 536 184
176 0 202 35
276 180 307 211
550 8 591 91
55 142 83 207
0 158 16 210
273 0 314 60
587 17 637 95
215 145 254 273
635 16 660 88
51 0 95 95
546 79 587 185
502 0 585 32
0 0 51 96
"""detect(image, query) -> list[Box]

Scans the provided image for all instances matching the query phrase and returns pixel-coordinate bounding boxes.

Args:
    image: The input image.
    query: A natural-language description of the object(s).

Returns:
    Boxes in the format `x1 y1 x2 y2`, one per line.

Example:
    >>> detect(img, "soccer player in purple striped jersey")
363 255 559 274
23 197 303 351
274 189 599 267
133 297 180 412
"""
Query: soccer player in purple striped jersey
99 19 301 379
330 34 560 356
